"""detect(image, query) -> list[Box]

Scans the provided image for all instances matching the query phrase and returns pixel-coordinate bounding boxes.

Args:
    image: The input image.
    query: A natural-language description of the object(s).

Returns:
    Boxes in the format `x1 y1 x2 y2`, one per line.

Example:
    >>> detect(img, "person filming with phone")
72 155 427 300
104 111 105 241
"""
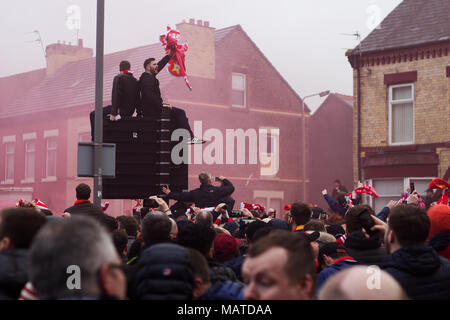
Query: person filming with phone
162 172 235 213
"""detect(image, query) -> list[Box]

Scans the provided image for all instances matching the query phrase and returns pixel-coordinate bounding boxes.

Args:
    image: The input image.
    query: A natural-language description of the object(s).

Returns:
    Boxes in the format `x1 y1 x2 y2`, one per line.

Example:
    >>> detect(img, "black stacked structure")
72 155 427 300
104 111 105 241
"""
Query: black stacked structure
103 108 188 199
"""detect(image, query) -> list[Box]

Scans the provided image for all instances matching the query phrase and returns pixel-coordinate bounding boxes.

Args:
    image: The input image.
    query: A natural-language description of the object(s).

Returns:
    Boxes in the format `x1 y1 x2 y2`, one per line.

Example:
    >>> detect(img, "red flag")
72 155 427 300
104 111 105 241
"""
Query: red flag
429 179 450 206
160 26 192 90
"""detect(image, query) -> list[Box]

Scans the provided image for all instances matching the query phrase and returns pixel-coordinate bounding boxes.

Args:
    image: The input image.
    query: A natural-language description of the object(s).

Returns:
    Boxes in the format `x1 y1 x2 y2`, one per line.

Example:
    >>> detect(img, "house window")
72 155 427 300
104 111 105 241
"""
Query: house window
366 177 435 212
232 73 246 108
259 128 280 177
46 137 57 178
389 84 414 145
24 141 36 181
5 143 14 182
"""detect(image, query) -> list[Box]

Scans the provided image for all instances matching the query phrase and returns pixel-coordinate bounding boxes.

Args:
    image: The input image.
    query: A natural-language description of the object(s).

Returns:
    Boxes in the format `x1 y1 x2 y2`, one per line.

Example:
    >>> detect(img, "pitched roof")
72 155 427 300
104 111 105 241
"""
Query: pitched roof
334 93 353 108
0 25 238 119
353 0 450 54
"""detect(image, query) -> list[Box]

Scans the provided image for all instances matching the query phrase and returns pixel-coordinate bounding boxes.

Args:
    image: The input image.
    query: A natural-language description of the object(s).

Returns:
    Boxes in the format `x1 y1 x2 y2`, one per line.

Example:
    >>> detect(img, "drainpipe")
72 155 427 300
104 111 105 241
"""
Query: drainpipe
357 66 362 182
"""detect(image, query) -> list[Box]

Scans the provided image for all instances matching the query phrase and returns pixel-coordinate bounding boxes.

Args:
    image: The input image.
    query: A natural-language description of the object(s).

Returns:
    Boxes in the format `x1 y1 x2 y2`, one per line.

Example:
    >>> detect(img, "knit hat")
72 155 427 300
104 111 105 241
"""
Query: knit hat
267 218 290 230
300 230 320 242
245 220 267 242
214 233 242 257
223 221 239 236
427 205 450 239
326 224 346 238
319 243 347 258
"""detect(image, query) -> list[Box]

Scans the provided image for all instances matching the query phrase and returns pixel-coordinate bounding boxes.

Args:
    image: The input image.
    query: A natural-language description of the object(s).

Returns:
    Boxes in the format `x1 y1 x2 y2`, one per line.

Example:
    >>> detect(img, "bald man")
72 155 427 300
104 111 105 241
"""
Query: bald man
318 266 408 300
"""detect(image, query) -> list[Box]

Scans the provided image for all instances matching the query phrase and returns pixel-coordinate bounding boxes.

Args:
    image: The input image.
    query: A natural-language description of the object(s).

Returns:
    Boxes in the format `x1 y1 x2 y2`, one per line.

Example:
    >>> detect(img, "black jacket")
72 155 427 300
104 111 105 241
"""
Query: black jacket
206 257 239 284
131 243 194 300
0 249 28 300
138 55 170 117
344 230 387 265
168 179 235 209
381 243 450 299
64 201 104 217
111 72 140 117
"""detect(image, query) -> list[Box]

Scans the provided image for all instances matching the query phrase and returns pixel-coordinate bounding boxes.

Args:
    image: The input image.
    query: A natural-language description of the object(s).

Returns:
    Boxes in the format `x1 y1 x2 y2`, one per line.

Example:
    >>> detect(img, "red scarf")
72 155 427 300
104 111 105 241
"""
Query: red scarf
74 199 90 205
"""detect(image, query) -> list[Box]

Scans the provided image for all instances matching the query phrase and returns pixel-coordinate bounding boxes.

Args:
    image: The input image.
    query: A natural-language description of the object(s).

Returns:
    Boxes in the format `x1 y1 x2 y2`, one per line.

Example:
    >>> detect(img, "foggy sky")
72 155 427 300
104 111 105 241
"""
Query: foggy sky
0 0 402 112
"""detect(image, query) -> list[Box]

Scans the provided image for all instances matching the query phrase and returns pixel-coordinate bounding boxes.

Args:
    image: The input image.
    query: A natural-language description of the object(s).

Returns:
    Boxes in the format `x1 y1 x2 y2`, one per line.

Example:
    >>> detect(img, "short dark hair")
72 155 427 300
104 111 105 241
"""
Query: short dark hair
336 192 347 207
95 214 118 234
141 212 172 246
245 220 268 243
119 60 130 71
248 230 315 284
117 216 138 237
112 229 128 257
188 248 210 285
0 208 47 249
290 202 312 226
388 205 430 247
345 204 375 234
198 172 211 184
304 219 326 232
76 183 91 200
311 207 326 219
177 223 216 256
143 58 155 69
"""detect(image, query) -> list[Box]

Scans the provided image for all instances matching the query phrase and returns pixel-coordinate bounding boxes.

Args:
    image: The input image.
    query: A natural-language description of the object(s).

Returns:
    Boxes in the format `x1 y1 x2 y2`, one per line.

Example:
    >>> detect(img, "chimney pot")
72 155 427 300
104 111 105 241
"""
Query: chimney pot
204 21 210 27
197 19 202 26
189 18 195 24
78 39 83 47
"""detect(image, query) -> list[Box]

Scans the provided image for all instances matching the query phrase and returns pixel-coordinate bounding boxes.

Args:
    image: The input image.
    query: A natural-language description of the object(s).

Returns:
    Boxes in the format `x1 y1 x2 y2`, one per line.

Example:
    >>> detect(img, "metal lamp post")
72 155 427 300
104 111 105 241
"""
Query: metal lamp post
301 90 330 201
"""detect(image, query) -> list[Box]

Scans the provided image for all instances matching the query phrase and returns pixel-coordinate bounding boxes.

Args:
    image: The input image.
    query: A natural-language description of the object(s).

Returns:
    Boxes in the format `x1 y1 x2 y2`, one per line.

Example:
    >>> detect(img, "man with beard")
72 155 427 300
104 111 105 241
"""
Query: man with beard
139 51 204 144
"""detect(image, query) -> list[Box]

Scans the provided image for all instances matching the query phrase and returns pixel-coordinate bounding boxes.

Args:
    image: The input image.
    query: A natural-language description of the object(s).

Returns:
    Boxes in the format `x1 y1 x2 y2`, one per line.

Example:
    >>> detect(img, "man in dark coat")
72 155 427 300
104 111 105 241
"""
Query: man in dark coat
378 204 450 299
64 183 104 217
109 60 140 120
0 208 47 299
139 53 204 144
343 205 387 265
162 173 235 211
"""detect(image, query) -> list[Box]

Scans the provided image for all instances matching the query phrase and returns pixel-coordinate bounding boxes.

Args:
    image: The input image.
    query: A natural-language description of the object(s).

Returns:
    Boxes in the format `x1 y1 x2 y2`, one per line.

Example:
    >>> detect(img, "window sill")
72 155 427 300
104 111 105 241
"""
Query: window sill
259 175 280 181
1 180 14 185
41 177 57 182
21 179 35 184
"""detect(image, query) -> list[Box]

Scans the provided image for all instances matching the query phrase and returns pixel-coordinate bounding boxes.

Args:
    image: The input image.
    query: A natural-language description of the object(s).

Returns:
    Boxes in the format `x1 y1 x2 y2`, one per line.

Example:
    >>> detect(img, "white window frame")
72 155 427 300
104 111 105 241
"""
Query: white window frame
259 127 280 179
388 83 415 146
365 176 436 209
2 140 15 184
231 73 246 108
42 136 58 182
22 140 36 184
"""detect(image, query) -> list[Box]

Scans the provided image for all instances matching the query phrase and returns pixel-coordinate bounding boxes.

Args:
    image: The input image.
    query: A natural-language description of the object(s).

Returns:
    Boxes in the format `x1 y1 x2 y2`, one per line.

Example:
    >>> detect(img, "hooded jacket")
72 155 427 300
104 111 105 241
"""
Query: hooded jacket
428 231 450 260
0 249 28 300
381 243 450 300
344 230 387 265
131 243 194 300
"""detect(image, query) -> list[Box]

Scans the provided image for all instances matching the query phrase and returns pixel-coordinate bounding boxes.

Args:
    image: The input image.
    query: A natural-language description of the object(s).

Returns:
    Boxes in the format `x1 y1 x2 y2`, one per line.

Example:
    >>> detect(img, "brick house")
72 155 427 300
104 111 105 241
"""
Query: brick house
0 20 309 216
309 93 353 210
346 0 450 211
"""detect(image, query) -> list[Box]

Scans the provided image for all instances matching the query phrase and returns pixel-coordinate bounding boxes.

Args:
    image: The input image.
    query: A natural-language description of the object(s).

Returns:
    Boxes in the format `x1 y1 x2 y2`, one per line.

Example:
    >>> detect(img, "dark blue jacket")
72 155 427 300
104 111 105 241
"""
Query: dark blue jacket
168 179 235 209
316 257 358 294
223 255 246 282
131 243 194 300
381 243 450 300
200 280 243 300
323 194 361 217
0 249 28 300
344 230 387 266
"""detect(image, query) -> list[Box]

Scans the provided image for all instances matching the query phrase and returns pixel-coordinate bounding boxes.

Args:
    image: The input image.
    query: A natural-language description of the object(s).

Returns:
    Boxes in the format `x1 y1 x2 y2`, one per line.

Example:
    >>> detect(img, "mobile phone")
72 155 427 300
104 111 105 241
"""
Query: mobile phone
410 182 415 193
358 209 376 237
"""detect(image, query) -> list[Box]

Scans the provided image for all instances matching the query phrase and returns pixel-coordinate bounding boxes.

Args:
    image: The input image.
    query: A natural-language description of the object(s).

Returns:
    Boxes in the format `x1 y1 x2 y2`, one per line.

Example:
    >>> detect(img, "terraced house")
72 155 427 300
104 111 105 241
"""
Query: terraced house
346 0 450 211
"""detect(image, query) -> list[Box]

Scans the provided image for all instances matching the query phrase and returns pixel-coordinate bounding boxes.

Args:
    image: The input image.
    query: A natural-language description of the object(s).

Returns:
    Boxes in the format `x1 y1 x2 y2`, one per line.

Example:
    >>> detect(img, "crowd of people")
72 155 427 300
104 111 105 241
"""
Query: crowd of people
0 173 449 300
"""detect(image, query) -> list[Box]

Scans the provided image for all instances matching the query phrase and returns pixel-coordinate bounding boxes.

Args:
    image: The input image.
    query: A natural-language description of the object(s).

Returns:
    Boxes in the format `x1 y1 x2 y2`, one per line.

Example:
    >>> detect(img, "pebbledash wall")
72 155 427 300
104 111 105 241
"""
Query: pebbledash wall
0 20 309 216
348 43 450 211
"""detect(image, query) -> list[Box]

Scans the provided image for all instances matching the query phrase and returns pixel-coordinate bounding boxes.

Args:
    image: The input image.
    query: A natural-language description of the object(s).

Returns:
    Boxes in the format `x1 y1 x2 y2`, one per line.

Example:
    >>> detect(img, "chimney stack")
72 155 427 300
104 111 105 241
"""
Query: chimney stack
45 38 93 75
176 19 216 79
